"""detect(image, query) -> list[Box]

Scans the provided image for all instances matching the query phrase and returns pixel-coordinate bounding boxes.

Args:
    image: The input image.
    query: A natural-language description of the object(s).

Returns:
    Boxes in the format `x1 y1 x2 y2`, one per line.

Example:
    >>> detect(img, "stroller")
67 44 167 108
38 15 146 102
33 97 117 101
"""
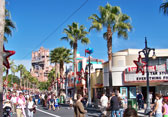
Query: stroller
3 99 12 117
3 105 12 117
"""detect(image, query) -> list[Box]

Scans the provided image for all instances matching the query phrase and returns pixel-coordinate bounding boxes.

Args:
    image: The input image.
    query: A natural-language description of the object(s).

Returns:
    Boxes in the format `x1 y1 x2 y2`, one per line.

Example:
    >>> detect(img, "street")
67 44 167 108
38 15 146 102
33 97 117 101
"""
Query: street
13 104 101 117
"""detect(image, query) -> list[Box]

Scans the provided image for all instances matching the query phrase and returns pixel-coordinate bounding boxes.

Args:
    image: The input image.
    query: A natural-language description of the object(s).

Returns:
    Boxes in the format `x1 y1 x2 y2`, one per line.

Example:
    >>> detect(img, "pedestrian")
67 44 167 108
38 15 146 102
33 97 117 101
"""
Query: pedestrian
162 99 168 117
49 94 55 111
27 97 35 117
110 92 120 117
34 93 39 105
136 91 143 110
69 97 73 109
74 94 87 117
10 92 17 114
16 92 26 117
149 92 153 104
55 96 60 110
118 97 124 117
123 108 138 117
100 92 108 117
150 93 162 117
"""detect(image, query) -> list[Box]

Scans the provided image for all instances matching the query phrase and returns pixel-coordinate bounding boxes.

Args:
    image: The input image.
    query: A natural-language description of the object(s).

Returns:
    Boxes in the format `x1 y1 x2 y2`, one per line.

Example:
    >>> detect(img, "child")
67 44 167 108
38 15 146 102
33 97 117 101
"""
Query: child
54 96 59 110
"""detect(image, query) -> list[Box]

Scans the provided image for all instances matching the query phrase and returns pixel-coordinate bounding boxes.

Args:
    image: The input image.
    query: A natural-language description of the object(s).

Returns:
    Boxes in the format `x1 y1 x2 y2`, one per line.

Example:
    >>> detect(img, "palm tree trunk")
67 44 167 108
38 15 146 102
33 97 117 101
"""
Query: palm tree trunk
107 25 113 91
60 62 64 89
20 71 22 89
0 0 5 115
5 69 9 92
26 78 28 90
73 42 77 98
24 79 26 90
55 63 58 96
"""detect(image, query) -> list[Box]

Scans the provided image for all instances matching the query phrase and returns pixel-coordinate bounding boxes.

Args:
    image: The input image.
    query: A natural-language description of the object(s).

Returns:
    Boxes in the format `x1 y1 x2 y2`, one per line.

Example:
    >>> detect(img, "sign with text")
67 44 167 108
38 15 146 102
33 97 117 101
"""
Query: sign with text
124 71 168 82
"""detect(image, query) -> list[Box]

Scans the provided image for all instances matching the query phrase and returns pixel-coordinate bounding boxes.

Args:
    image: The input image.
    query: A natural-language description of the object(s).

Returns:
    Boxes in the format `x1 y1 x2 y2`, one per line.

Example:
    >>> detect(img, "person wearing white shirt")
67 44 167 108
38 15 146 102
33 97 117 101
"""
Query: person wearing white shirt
10 93 17 114
100 93 108 117
27 97 35 117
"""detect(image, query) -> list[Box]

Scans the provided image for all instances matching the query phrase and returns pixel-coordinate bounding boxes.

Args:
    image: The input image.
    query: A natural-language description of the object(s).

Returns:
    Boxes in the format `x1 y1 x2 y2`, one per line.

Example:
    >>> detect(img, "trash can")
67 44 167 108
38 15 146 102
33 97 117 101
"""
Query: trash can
127 99 137 110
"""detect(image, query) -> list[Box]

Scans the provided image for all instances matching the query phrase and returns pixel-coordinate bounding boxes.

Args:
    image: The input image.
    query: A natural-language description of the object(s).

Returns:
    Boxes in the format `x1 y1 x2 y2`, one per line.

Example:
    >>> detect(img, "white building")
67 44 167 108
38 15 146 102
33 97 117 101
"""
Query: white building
103 49 168 101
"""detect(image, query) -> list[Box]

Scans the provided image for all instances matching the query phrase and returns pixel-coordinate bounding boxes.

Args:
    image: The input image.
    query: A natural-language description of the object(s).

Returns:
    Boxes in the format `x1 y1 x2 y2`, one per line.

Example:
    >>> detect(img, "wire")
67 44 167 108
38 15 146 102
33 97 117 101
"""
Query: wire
22 0 89 59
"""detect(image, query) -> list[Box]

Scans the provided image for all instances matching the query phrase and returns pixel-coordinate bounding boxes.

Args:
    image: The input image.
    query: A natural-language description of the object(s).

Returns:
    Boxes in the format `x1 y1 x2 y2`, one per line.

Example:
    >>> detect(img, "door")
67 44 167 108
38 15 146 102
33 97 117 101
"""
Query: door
141 86 155 103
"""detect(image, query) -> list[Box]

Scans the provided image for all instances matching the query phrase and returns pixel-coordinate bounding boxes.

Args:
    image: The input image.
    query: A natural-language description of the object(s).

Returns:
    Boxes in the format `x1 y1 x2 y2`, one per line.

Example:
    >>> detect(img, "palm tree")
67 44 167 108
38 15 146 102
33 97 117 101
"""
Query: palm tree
50 47 72 89
17 64 26 89
4 9 16 42
88 3 132 89
160 1 168 15
10 60 17 85
48 68 55 90
50 50 59 95
60 22 89 95
0 0 5 115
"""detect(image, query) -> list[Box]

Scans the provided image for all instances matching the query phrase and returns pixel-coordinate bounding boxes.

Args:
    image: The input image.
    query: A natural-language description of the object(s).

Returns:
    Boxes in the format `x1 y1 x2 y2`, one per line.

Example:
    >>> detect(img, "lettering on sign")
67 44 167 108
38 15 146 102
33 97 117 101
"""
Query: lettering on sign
124 71 168 82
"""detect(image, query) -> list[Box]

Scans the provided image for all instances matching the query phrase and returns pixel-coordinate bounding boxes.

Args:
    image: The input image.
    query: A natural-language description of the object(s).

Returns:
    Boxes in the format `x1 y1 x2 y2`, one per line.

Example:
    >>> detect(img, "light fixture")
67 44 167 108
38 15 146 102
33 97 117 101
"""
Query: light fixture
152 50 156 59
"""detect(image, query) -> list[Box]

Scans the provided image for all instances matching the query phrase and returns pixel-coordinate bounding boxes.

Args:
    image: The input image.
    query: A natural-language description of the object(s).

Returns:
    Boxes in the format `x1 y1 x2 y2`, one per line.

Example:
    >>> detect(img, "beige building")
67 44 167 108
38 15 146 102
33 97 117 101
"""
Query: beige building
103 49 168 101
31 47 53 82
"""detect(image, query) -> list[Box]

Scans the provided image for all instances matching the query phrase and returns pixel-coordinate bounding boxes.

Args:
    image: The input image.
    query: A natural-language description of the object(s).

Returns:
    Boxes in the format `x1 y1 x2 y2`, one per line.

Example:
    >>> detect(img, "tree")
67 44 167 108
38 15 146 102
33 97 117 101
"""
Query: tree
88 3 132 89
50 47 72 89
4 9 16 42
160 1 168 15
10 60 17 84
60 22 89 95
0 0 5 115
17 64 26 89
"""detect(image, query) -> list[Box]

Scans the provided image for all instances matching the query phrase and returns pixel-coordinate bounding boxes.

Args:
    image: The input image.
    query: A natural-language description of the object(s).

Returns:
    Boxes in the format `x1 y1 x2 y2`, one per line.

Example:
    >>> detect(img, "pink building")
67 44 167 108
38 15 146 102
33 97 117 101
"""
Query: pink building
31 47 53 82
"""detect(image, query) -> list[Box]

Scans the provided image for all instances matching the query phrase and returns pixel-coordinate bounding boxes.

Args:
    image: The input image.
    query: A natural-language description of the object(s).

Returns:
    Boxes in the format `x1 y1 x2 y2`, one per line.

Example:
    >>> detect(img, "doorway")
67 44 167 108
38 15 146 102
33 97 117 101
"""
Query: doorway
141 86 155 103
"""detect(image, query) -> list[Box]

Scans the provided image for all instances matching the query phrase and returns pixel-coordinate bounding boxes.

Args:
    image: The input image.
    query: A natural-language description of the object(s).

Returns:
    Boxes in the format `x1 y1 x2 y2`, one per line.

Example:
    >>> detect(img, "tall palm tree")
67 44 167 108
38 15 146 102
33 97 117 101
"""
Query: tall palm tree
48 68 56 90
50 47 72 89
0 0 5 115
17 64 26 89
50 50 59 95
4 9 16 42
10 60 17 85
60 22 89 95
88 3 132 89
160 1 168 15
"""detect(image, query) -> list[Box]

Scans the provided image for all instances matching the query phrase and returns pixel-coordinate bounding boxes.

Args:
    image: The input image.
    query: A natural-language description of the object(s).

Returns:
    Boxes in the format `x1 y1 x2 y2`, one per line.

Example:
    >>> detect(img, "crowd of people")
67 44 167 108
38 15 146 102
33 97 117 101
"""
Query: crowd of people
3 88 67 117
3 87 168 117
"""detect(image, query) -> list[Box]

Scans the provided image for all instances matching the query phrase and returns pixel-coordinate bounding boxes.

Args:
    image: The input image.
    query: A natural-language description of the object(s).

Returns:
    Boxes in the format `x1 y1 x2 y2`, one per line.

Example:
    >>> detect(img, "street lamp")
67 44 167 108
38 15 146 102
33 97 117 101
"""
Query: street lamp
138 37 156 115
65 66 72 102
85 48 93 107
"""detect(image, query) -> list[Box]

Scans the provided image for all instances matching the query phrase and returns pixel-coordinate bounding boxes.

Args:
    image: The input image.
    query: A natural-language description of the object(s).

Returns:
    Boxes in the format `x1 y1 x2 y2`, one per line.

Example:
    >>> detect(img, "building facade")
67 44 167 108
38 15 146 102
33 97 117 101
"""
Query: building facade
67 53 104 97
31 47 53 82
103 49 168 102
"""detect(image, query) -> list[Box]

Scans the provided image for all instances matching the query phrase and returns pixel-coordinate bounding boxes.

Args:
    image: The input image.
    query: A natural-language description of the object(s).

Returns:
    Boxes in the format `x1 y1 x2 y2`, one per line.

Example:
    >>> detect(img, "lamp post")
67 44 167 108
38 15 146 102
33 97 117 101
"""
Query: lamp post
138 37 156 115
85 48 93 107
65 66 72 102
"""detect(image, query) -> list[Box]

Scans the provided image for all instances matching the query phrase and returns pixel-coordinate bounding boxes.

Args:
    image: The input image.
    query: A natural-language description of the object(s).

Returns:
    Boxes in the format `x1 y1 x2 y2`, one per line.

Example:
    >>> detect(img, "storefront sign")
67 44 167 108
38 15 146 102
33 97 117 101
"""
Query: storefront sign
124 71 168 82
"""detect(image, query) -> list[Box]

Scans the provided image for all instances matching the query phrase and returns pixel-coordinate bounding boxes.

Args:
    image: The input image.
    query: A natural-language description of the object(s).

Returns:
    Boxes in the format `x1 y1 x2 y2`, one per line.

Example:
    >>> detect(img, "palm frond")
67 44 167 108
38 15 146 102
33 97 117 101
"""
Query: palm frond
160 2 168 15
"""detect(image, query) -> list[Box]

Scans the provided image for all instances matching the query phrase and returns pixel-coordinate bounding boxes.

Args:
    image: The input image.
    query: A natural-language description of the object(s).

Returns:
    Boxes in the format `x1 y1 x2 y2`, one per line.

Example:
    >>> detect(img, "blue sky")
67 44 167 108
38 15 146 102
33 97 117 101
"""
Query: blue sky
5 0 168 70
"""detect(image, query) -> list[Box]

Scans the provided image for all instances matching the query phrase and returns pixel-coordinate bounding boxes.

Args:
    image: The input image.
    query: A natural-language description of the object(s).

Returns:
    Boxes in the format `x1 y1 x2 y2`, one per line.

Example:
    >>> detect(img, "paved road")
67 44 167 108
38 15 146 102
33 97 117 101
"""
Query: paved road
12 104 151 117
13 104 101 117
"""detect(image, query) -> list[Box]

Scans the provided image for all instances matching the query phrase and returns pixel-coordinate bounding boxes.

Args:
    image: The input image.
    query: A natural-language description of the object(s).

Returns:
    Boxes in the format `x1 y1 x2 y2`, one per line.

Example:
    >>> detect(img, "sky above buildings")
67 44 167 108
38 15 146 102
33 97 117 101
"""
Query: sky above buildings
5 0 168 70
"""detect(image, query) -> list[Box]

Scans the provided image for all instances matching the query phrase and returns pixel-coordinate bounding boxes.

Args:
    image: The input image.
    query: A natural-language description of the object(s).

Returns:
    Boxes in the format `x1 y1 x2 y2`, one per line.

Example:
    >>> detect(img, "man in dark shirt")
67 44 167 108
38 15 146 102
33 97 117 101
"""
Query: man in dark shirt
136 91 143 110
110 92 119 117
